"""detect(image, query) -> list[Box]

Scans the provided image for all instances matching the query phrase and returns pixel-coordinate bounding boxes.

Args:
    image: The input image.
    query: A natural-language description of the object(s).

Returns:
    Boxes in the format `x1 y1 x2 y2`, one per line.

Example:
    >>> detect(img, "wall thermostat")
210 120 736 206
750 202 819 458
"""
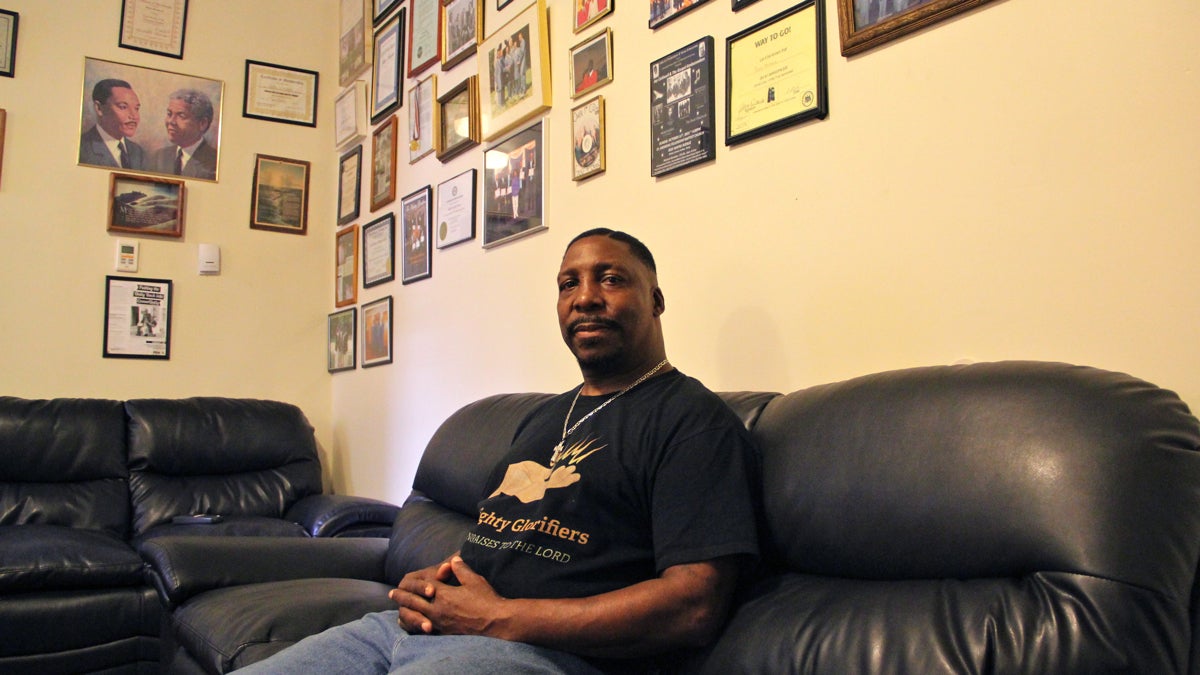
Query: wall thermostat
198 244 221 275
115 240 139 272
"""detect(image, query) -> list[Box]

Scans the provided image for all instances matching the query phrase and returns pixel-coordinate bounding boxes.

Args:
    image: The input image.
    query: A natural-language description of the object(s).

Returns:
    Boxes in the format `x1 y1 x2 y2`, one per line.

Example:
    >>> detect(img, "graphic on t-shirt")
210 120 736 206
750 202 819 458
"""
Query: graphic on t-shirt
489 436 605 503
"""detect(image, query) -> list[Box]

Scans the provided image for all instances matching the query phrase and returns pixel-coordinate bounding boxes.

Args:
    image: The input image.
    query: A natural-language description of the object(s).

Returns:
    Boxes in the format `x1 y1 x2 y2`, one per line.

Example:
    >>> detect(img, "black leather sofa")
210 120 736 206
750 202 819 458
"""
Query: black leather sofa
142 362 1200 674
0 397 400 675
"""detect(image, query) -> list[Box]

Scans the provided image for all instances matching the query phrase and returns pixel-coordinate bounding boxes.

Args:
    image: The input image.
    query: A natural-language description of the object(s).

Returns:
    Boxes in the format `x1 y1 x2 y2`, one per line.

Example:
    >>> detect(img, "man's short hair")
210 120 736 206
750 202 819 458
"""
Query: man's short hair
567 228 657 273
169 89 214 124
92 79 133 104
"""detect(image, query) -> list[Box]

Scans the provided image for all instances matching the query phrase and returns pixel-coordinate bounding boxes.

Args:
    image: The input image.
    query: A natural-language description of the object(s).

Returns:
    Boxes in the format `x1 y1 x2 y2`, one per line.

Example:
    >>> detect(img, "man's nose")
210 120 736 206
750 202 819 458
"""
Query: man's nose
573 280 602 308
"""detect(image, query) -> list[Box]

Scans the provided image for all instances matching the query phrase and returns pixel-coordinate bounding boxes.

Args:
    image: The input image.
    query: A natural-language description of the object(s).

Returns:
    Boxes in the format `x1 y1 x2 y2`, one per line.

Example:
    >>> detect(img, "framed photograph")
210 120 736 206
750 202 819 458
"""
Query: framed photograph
243 60 319 127
79 58 224 181
408 0 442 77
497 0 515 10
727 0 827 146
0 9 17 77
436 168 476 248
435 75 480 161
441 0 481 69
569 28 612 99
374 0 401 24
400 186 433 284
573 0 611 33
103 275 172 360
362 213 396 287
119 0 187 59
483 121 544 248
650 37 714 177
250 154 310 235
361 296 393 367
340 0 372 86
335 225 360 308
478 0 551 142
408 75 435 163
108 173 185 238
838 0 997 56
0 109 6 187
371 8 406 123
370 115 398 210
335 81 369 149
327 307 357 373
338 145 362 225
571 96 605 181
650 0 710 29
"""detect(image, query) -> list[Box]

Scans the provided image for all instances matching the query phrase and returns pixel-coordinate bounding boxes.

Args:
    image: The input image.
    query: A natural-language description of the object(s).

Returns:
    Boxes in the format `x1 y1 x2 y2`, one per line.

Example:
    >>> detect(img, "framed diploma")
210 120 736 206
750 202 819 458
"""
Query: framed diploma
243 61 319 127
341 0 372 86
435 75 480 162
119 0 187 59
409 75 436 163
837 0 997 56
408 0 442 77
327 307 357 373
0 10 17 77
103 276 173 360
400 186 433 284
362 213 396 287
436 168 477 248
371 115 398 211
335 81 369 149
726 0 827 146
441 0 481 70
371 8 406 123
649 37 715 177
335 225 360 308
338 145 363 225
478 0 552 142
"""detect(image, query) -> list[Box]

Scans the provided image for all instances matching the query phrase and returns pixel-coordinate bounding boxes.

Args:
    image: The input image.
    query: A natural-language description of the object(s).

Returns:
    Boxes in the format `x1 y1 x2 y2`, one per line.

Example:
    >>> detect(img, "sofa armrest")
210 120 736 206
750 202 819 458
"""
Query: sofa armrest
140 536 388 608
286 494 401 538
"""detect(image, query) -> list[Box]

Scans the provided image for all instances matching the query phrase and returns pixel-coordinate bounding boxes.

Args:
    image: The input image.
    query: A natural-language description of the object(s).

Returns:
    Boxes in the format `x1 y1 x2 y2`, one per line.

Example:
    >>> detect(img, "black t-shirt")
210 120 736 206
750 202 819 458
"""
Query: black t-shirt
459 370 760 601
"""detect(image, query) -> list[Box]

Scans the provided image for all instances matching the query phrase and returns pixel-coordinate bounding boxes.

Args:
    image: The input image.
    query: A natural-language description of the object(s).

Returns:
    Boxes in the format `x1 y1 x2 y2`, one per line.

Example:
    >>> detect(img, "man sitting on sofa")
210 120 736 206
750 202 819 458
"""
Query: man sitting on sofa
238 228 760 674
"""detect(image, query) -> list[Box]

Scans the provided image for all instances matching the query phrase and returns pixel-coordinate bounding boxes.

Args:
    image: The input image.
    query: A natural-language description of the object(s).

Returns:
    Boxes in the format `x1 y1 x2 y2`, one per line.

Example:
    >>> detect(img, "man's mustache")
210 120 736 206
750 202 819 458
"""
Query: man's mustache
568 317 621 334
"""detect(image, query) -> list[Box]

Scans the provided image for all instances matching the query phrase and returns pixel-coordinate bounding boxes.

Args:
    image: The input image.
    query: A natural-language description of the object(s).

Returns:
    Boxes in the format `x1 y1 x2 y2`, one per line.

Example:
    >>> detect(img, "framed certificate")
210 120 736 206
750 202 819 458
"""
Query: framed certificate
408 0 442 77
649 37 714 177
371 8 406 123
0 10 16 77
338 145 362 225
243 60 319 127
436 168 477 248
335 81 369 149
341 0 372 85
726 0 827 146
362 213 396 287
103 276 173 360
119 0 187 59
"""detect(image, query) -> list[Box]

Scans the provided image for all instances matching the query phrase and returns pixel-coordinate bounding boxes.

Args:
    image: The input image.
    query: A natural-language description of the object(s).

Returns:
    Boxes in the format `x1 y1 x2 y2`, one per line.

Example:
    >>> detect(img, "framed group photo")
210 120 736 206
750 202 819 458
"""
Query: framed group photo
327 307 357 373
250 154 310 235
103 275 173 360
478 0 551 141
338 145 363 225
371 115 398 210
435 75 480 161
837 0 997 56
361 296 393 367
243 60 319 127
107 173 185 238
400 186 433 283
483 121 544 248
441 0 481 69
371 8 406 123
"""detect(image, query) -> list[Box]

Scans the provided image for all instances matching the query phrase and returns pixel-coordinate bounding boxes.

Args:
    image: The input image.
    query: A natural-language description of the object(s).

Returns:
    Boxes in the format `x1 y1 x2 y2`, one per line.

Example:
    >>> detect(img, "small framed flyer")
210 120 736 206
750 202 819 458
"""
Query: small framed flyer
362 213 396 287
335 82 369 149
119 0 187 59
726 0 827 146
571 96 605 181
243 60 319 127
103 275 173 360
327 307 357 373
407 0 442 77
371 8 406 123
250 154 310 235
401 186 433 283
371 115 398 210
650 37 715 177
338 145 362 225
483 121 544 248
435 168 477 248
335 225 360 308
409 75 435 163
108 173 185 238
361 296 393 367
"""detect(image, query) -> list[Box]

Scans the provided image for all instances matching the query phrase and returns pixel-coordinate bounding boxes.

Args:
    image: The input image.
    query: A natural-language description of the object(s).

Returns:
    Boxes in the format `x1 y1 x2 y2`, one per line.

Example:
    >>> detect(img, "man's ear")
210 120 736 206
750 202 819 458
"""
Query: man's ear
652 287 665 317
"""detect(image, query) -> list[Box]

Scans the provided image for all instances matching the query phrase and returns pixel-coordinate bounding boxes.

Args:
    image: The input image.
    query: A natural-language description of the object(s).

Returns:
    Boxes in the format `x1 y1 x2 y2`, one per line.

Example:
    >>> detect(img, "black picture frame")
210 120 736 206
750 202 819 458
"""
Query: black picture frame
362 213 396 288
338 145 363 225
327 307 357 373
0 9 18 77
102 275 173 360
650 36 715 177
118 0 187 59
400 186 433 283
242 60 319 127
361 296 394 367
650 0 710 29
371 8 406 124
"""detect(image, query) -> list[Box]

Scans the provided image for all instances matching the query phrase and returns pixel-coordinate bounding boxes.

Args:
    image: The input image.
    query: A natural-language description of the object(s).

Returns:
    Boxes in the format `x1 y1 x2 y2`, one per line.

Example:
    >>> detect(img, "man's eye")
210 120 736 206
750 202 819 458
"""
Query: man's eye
559 280 577 291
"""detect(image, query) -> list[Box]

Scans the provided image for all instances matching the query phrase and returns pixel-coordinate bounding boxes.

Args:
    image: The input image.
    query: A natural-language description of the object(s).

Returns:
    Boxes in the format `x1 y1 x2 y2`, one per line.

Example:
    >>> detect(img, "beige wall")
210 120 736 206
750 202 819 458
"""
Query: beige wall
0 2 338 478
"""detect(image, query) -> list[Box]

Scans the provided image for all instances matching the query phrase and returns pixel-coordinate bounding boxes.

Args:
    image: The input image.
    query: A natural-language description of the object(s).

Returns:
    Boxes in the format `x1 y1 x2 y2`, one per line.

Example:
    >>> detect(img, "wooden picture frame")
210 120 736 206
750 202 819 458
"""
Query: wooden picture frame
327 307 357 373
837 0 998 56
435 75 480 161
569 28 612 99
250 154 310 235
243 60 319 127
371 115 398 210
335 225 360 308
335 81 369 149
107 173 186 238
574 0 612 33
441 0 481 69
0 9 17 77
371 8 406 123
362 213 396 287
436 168 477 248
408 0 442 77
409 75 436 163
478 0 551 142
103 276 173 360
119 0 187 59
650 37 715 177
361 295 393 367
571 95 605 181
483 120 544 248
338 145 362 225
341 0 372 86
650 0 710 29
400 186 433 284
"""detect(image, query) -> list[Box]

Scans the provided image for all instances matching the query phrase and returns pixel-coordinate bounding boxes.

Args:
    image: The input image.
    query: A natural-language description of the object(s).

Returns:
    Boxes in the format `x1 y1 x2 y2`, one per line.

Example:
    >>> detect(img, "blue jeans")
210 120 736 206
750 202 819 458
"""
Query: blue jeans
234 610 605 674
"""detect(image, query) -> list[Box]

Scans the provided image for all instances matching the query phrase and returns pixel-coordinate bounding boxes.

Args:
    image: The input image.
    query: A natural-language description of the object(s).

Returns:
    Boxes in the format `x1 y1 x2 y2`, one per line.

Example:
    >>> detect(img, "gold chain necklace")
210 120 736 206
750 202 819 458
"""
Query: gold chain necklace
550 358 670 469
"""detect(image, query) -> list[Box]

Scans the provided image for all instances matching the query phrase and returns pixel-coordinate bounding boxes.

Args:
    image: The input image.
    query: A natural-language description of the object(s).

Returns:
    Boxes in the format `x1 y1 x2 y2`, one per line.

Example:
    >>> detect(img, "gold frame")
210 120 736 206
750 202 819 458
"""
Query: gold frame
440 0 481 69
837 0 998 56
478 0 551 141
570 95 605 181
435 75 481 161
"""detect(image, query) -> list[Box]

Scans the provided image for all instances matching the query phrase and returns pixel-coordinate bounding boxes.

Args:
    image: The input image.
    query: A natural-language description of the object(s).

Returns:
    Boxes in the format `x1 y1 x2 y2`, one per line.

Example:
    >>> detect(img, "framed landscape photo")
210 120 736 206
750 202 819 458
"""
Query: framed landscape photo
400 186 433 284
837 0 997 56
569 28 612 99
362 213 396 287
441 0 481 69
483 121 544 248
243 60 319 127
436 168 476 248
650 0 710 29
327 307 357 373
108 173 185 238
571 96 604 181
435 75 480 161
371 8 406 123
361 296 393 367
0 9 17 77
335 81 369 149
408 0 442 77
650 37 715 177
340 0 372 86
250 154 310 235
478 0 551 142
726 0 827 146
335 225 360 308
79 58 224 181
409 75 435 163
371 115 398 210
338 145 362 225
574 0 611 33
119 0 187 59
103 275 172 360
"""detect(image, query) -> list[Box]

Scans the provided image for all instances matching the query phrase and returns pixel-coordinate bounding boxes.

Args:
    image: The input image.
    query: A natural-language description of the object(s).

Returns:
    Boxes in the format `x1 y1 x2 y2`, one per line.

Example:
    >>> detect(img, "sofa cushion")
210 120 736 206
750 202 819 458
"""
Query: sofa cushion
0 586 161 659
136 515 308 545
0 525 144 591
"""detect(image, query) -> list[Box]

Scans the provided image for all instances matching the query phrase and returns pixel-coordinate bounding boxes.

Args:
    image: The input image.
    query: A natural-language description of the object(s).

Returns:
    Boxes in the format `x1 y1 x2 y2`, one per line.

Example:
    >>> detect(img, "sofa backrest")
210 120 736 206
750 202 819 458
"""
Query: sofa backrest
0 397 131 538
125 397 322 536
